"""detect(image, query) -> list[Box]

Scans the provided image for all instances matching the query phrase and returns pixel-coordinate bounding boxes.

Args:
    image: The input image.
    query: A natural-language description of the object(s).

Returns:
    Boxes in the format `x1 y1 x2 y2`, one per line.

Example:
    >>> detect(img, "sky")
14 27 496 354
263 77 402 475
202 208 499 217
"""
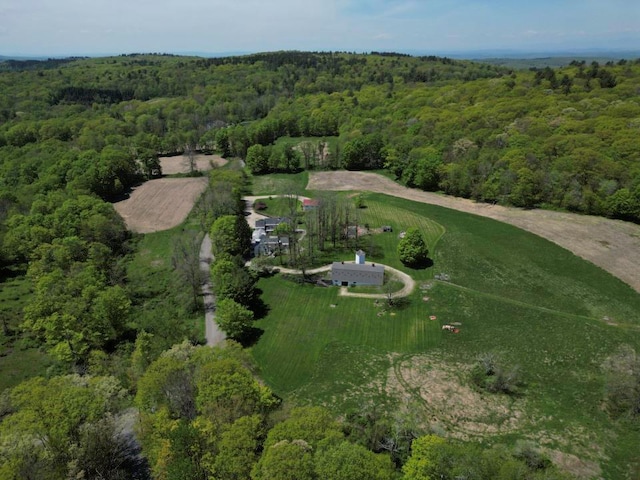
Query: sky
1 0 639 57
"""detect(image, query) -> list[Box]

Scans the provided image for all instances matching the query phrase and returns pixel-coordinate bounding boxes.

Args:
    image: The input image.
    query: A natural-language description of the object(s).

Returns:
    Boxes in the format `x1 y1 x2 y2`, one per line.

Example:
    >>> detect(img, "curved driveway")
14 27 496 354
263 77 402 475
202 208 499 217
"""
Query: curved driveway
274 263 416 299
244 194 416 299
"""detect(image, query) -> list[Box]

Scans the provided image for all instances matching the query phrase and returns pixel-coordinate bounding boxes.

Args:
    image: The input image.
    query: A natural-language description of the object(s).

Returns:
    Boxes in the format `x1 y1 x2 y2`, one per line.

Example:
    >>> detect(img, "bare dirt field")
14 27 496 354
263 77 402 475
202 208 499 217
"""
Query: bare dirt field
308 171 640 293
159 153 227 175
114 178 208 233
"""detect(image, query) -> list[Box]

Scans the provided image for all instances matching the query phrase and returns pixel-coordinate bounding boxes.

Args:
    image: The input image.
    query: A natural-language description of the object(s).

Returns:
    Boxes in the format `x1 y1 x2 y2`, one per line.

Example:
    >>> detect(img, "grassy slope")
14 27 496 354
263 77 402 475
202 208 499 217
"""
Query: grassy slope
0 272 56 392
250 190 640 477
254 197 296 218
125 221 205 357
250 172 309 196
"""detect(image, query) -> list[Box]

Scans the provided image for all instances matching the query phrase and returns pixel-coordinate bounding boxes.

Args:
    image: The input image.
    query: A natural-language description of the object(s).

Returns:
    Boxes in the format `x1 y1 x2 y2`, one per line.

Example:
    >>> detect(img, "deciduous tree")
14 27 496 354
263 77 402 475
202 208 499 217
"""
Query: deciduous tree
215 297 254 340
397 228 429 268
315 441 395 480
210 215 251 258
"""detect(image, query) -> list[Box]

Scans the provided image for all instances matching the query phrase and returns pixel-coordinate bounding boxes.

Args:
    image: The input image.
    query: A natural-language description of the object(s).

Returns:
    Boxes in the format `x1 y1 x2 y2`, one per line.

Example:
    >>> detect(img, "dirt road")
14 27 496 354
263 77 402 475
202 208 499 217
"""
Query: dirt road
308 171 640 293
199 234 226 347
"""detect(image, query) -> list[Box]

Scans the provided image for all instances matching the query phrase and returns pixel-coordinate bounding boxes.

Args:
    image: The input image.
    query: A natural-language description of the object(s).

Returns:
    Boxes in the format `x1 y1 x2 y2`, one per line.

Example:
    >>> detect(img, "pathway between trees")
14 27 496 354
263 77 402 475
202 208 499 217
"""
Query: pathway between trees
199 234 226 347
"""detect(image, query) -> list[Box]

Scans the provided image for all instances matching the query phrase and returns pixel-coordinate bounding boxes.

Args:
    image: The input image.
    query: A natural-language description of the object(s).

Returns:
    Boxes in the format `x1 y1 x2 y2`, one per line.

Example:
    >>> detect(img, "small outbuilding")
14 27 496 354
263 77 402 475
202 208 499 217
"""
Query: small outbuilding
302 198 320 211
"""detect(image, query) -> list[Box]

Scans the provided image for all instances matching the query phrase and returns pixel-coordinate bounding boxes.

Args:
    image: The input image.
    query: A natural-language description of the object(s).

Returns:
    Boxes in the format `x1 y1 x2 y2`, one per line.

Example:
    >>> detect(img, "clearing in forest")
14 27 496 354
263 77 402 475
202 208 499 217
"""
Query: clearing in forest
308 171 640 293
159 153 227 175
251 192 640 479
114 177 208 233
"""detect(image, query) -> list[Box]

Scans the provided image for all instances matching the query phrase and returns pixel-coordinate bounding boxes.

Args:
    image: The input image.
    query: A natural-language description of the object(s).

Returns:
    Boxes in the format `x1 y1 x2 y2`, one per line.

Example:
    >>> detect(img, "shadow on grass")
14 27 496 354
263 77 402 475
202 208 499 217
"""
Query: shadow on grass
364 244 385 259
250 294 270 320
405 257 434 270
0 265 27 282
387 296 412 311
238 326 264 347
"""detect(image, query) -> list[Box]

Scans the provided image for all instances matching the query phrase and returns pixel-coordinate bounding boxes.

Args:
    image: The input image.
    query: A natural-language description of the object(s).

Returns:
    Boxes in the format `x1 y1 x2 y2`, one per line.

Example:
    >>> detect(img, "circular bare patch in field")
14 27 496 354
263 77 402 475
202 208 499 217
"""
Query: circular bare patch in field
114 178 208 233
159 153 227 175
308 171 640 293
389 355 524 437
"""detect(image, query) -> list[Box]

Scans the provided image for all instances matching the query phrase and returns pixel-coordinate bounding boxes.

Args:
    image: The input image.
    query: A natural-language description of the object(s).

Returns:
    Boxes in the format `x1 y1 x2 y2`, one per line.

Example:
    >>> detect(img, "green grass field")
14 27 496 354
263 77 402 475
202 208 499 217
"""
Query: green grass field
250 190 640 478
125 223 205 356
254 196 298 218
0 270 57 391
250 171 309 196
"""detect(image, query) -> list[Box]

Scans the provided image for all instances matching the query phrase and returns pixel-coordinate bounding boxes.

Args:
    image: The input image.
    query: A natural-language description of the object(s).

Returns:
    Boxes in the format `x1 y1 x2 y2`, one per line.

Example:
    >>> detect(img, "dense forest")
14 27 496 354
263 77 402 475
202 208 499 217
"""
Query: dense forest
1 52 639 225
1 51 639 478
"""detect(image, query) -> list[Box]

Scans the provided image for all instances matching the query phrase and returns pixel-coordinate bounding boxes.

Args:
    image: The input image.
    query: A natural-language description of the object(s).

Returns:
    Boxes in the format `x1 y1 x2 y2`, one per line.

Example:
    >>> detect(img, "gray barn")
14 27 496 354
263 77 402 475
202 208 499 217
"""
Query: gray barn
331 262 384 286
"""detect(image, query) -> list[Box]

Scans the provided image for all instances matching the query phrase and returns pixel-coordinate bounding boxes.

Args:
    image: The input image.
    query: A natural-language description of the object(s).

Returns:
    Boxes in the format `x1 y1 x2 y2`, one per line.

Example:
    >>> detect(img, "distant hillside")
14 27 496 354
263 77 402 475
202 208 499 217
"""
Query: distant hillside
0 56 87 71
478 55 640 69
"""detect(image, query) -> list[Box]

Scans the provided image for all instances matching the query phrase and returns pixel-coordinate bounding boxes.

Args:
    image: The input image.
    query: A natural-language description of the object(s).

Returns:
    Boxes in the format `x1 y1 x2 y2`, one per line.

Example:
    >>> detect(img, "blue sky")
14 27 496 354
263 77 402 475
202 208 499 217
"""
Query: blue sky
1 0 639 56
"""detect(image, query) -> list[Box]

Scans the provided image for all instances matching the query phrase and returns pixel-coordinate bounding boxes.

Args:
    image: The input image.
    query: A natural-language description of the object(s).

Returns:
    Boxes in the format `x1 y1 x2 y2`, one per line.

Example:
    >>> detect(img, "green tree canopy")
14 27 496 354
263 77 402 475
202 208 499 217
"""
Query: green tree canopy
211 258 258 308
252 439 316 480
211 414 265 480
210 214 252 258
397 227 429 268
315 441 395 480
246 144 271 175
263 406 343 450
22 265 130 363
342 133 385 170
0 374 127 479
215 297 254 340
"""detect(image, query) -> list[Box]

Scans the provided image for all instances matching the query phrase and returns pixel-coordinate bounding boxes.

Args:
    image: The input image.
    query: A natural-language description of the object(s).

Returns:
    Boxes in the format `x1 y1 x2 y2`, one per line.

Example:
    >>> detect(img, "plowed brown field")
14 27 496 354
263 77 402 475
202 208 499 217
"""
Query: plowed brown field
308 171 640 293
159 153 227 175
114 178 208 233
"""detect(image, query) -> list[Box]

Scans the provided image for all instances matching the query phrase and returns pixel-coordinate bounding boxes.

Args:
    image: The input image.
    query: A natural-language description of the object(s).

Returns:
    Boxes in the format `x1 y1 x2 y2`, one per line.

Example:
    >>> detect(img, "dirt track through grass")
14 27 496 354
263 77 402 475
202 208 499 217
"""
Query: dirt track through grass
308 171 640 293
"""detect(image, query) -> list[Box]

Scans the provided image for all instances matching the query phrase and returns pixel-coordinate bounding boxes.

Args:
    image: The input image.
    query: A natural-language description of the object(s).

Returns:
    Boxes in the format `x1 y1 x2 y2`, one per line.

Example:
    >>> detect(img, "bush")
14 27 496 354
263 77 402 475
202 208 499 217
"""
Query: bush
471 352 522 395
602 345 640 418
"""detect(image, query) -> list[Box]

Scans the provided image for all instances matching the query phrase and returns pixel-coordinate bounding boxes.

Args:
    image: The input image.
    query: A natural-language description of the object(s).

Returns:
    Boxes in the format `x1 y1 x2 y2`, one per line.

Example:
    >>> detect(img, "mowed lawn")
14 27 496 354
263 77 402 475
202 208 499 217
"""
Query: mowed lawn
252 192 640 397
250 191 640 476
252 276 441 396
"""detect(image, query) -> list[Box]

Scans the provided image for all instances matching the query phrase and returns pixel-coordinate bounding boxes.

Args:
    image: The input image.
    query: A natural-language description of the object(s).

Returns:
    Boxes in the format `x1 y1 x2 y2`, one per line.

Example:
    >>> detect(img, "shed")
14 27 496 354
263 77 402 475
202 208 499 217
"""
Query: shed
302 198 320 211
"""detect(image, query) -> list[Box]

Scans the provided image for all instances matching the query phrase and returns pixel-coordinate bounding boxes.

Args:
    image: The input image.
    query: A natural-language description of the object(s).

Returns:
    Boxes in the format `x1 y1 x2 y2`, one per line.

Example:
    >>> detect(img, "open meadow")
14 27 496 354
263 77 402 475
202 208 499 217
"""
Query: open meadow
250 191 640 479
309 171 640 293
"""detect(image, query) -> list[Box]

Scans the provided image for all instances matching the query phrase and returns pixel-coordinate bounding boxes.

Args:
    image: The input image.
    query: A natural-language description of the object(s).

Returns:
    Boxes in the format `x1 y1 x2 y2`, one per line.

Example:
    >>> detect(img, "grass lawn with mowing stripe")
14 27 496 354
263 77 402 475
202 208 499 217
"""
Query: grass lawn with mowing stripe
252 276 440 394
250 190 640 477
